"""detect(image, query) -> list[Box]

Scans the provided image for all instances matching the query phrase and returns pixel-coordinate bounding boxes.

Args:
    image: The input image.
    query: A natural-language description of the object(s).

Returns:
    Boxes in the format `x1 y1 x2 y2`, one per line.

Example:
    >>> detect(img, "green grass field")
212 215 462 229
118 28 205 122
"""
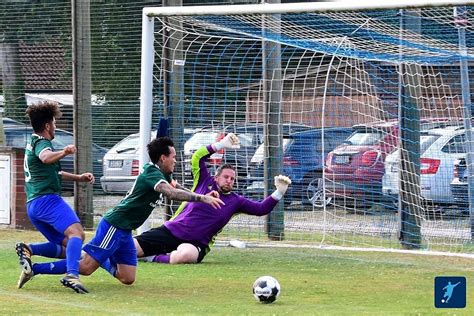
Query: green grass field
1 229 473 315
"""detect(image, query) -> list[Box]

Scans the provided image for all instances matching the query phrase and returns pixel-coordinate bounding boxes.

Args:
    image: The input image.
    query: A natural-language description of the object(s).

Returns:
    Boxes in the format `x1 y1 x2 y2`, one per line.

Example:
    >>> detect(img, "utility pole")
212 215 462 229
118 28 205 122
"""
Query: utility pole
262 0 284 240
72 0 93 229
398 9 422 249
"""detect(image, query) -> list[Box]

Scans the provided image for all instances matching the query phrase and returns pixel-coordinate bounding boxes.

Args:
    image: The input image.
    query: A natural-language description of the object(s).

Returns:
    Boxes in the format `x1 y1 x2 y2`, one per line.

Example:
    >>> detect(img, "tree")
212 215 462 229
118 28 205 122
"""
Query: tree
0 1 71 121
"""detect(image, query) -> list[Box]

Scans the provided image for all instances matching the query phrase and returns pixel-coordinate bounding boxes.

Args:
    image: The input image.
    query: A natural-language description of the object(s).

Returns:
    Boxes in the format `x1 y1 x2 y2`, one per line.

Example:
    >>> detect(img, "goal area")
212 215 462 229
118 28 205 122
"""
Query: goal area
139 1 474 256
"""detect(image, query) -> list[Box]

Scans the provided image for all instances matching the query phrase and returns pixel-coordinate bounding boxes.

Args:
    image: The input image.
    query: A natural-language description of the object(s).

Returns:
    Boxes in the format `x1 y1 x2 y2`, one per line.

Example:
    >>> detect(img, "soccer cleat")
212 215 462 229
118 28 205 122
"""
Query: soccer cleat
60 275 89 294
15 242 32 274
17 270 34 289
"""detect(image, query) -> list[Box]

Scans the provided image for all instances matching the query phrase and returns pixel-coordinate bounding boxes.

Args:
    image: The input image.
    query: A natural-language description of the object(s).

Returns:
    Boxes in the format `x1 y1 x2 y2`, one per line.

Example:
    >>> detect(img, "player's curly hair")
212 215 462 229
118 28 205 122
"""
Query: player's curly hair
148 137 175 164
25 101 62 133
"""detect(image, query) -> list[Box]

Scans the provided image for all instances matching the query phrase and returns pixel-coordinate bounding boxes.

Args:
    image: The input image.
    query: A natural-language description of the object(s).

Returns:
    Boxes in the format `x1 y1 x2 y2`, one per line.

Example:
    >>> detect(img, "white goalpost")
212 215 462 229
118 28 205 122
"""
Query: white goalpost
138 0 474 256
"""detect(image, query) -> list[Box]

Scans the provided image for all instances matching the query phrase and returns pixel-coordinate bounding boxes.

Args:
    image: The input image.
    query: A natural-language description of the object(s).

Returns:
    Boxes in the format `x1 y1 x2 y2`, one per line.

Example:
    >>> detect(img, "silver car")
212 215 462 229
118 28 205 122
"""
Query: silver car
101 129 197 194
383 125 468 206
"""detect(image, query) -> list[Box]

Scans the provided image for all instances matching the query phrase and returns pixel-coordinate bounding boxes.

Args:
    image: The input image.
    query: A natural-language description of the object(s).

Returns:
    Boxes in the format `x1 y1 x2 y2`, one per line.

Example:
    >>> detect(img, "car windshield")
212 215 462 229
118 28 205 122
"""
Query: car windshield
442 133 467 154
251 139 291 163
113 135 140 153
236 133 255 148
390 135 440 158
345 130 385 146
420 134 440 153
184 131 220 154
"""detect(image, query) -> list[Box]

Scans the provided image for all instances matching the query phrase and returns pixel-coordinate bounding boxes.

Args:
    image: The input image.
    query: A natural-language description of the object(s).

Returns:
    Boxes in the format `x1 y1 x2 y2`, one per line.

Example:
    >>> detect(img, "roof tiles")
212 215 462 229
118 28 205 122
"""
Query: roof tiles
19 40 71 91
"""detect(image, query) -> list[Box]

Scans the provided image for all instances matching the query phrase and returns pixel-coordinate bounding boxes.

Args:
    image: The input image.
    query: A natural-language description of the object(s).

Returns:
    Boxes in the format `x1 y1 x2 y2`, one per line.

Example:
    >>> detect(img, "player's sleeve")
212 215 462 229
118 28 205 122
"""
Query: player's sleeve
237 195 279 216
144 167 169 191
34 139 53 158
190 145 213 189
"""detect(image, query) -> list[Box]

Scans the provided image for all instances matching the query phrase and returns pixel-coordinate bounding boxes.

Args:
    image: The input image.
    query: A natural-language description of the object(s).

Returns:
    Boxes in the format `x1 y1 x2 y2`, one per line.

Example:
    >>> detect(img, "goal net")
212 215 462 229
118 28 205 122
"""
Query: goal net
140 1 474 255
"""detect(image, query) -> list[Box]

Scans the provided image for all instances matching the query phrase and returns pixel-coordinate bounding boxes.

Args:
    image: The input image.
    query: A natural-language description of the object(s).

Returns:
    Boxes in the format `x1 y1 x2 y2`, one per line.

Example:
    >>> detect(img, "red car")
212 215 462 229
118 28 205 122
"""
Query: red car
324 118 460 210
324 120 399 210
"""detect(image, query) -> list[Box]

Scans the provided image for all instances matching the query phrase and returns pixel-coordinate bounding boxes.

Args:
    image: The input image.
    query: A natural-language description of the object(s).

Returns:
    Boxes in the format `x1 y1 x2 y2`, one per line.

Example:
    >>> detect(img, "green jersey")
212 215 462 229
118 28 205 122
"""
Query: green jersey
24 134 62 202
103 162 172 230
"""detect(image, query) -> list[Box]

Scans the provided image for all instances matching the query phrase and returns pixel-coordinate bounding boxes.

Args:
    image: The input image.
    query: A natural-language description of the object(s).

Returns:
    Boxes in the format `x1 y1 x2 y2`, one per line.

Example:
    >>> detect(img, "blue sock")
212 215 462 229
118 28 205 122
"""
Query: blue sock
32 259 67 275
29 242 62 258
100 259 117 277
66 237 83 277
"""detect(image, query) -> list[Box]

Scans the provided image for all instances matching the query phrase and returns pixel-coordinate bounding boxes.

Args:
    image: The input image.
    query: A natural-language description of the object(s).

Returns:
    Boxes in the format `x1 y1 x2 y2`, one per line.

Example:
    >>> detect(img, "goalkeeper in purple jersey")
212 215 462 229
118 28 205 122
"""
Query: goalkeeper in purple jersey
134 133 291 264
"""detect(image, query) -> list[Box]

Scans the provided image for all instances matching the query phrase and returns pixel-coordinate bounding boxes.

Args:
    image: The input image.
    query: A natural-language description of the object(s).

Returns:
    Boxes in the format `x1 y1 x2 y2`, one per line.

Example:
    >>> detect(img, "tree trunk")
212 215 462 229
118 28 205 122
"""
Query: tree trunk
0 34 27 121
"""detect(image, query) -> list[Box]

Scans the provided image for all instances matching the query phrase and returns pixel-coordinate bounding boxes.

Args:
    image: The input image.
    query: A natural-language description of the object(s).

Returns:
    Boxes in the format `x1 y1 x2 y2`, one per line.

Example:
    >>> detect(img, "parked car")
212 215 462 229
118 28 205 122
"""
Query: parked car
182 128 225 187
183 123 313 192
2 117 25 127
324 121 399 209
324 119 463 210
101 128 197 194
221 123 313 193
4 125 107 191
383 125 469 207
450 157 470 208
245 127 353 207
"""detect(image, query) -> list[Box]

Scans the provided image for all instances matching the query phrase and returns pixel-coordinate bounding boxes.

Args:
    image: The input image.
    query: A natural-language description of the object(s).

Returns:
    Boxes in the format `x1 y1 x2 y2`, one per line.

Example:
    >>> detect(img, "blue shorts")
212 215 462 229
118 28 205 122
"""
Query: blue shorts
27 194 80 245
83 218 137 266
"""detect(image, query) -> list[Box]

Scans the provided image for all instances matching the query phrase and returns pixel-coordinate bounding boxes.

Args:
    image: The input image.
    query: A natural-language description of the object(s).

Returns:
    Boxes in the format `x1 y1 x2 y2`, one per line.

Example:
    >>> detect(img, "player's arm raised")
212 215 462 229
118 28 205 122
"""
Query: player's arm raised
39 144 76 164
211 132 240 151
61 171 95 183
155 182 225 209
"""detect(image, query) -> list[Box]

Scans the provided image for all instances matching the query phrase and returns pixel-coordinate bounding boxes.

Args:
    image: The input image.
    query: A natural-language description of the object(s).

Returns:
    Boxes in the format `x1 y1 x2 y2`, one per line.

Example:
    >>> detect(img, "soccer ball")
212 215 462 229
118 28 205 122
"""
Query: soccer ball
252 276 280 303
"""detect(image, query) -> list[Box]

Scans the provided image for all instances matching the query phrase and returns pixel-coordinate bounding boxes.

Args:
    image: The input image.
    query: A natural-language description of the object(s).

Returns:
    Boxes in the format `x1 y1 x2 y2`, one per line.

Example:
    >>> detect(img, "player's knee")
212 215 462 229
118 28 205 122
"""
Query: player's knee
118 275 135 285
77 231 86 241
65 224 85 241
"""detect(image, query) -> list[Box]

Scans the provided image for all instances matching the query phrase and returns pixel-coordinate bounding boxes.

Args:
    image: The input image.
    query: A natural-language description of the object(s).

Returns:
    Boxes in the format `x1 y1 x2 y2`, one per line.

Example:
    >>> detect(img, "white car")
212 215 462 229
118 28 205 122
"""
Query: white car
101 129 196 194
383 125 468 205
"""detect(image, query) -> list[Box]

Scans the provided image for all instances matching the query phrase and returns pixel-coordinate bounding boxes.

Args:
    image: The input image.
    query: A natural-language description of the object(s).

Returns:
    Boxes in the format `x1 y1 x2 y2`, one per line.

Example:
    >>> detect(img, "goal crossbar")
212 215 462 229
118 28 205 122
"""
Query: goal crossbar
144 0 474 17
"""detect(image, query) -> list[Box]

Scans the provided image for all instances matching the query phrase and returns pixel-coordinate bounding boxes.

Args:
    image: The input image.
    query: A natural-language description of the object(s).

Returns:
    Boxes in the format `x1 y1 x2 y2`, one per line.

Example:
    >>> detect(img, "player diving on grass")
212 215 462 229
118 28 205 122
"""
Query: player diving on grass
16 136 224 293
16 101 95 293
133 132 291 264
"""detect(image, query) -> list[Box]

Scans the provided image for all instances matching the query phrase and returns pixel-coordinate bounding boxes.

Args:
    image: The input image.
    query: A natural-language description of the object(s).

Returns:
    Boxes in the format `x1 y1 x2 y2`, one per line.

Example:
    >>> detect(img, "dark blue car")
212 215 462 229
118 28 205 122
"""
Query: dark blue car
245 127 352 208
221 123 313 192
4 125 107 192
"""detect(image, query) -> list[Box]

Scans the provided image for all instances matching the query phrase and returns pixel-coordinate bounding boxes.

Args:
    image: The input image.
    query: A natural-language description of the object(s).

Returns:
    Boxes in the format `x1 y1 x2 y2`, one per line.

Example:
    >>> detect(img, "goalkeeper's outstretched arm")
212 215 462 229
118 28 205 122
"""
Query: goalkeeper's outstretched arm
238 175 292 216
271 175 292 200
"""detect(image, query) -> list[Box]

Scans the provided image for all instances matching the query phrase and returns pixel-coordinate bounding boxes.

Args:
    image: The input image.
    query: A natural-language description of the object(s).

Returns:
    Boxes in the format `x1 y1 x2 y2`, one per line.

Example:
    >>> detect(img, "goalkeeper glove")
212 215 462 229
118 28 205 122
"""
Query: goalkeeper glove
271 175 292 200
214 133 240 151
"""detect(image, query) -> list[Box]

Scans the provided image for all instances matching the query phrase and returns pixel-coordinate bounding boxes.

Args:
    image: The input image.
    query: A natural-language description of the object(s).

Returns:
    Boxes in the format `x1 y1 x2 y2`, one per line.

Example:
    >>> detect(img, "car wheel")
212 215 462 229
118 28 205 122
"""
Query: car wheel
306 175 331 208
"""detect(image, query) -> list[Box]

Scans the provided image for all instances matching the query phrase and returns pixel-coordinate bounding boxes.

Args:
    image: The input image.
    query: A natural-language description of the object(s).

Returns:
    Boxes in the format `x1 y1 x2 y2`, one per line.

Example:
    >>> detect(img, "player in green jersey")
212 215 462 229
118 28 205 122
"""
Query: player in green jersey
16 101 95 294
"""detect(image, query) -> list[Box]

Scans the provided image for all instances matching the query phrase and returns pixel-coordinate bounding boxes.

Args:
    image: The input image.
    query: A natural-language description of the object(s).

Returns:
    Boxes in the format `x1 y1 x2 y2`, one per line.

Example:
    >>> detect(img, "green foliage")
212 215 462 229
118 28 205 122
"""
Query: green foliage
0 1 71 44
90 1 144 102
1 229 473 314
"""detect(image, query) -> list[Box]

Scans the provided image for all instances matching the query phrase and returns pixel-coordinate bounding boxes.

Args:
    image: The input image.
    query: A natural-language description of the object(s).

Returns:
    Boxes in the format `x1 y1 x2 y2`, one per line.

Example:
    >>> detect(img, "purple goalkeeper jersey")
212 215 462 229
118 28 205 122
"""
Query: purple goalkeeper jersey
164 145 278 246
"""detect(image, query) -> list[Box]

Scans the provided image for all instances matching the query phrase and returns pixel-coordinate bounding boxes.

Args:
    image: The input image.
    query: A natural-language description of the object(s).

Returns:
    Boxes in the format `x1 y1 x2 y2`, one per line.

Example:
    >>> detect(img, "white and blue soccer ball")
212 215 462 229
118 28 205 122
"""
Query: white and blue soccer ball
252 276 280 303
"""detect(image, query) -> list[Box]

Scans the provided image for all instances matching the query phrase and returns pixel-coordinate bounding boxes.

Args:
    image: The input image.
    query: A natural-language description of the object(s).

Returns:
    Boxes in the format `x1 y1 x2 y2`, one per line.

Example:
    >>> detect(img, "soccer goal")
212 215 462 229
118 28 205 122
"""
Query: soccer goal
139 0 474 256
